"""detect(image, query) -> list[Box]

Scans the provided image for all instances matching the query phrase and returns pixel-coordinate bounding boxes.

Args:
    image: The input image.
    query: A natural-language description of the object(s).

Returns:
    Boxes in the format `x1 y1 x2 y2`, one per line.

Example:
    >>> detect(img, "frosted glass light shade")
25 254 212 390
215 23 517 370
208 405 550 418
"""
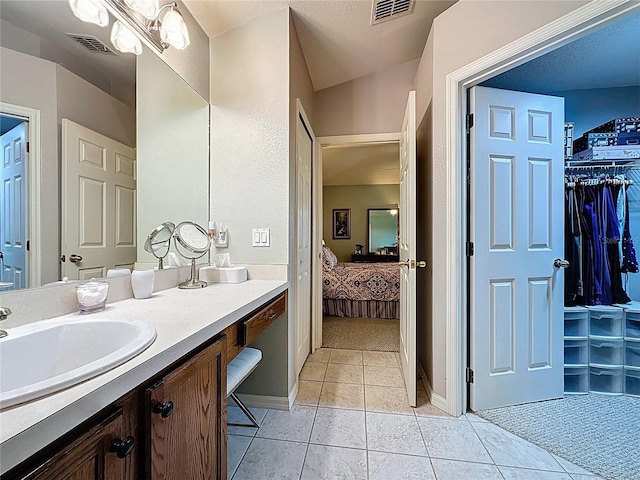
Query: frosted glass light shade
124 0 159 21
68 0 109 27
110 21 143 55
160 9 190 50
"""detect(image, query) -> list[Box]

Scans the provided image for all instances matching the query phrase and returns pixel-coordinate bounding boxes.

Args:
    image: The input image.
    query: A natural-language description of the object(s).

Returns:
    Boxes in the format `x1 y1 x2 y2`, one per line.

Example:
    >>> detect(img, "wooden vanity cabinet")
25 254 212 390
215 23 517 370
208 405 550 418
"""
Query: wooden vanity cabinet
145 335 227 480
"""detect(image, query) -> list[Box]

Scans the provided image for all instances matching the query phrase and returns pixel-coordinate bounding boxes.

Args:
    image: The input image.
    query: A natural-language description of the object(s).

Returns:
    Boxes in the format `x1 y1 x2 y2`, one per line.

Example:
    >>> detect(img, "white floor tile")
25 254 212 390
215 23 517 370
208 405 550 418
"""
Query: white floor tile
255 405 316 443
324 363 364 384
552 454 596 476
300 444 367 480
430 458 503 480
232 437 307 480
471 421 564 471
319 382 365 410
368 451 436 480
366 412 427 456
499 466 573 480
227 405 268 437
227 435 252 480
310 407 366 449
364 384 413 415
417 416 493 464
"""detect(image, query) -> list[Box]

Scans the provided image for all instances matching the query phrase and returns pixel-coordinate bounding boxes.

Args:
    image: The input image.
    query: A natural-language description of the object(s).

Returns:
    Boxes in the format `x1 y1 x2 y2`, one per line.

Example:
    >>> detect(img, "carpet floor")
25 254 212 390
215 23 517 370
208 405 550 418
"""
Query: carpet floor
477 394 640 480
322 316 399 352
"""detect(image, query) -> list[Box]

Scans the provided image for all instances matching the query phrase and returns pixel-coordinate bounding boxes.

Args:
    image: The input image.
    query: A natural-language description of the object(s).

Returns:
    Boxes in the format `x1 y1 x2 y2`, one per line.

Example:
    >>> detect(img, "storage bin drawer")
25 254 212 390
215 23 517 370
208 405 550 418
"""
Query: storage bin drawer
564 338 588 365
589 306 623 336
625 339 640 368
589 365 623 395
624 367 640 397
625 310 640 339
564 307 589 337
564 366 588 394
589 336 623 365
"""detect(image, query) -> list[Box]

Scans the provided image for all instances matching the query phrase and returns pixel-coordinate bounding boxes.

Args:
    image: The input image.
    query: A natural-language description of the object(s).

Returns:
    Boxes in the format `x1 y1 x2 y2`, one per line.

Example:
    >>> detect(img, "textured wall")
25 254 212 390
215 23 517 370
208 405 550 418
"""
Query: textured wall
323 184 399 262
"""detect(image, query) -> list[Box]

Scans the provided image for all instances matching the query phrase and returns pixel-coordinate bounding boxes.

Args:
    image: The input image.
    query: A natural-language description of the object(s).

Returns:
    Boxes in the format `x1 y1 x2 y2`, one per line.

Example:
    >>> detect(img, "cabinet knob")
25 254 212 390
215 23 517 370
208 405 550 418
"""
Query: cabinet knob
153 400 174 418
109 436 135 458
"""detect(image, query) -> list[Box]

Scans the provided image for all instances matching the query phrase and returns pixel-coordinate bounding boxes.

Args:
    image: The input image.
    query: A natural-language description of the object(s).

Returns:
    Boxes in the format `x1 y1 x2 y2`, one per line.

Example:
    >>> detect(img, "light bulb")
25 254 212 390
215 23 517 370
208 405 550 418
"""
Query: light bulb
160 9 190 50
124 0 160 21
110 20 143 55
68 0 109 27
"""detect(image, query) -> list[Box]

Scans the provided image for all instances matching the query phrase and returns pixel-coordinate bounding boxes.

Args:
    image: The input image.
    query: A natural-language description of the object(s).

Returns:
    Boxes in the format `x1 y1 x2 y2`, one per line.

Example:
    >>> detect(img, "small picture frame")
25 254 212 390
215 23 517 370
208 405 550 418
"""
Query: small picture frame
333 209 351 239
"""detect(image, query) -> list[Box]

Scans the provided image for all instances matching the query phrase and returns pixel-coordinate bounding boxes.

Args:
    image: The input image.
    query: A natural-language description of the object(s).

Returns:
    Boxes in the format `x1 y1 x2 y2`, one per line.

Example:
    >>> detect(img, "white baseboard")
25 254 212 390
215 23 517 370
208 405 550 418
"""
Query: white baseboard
417 362 449 413
235 382 299 411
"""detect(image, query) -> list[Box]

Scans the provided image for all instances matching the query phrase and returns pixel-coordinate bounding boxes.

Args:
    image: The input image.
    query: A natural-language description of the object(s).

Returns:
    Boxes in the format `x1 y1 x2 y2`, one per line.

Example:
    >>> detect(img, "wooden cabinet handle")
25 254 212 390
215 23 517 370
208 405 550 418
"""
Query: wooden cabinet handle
109 436 135 458
267 311 276 320
153 400 174 418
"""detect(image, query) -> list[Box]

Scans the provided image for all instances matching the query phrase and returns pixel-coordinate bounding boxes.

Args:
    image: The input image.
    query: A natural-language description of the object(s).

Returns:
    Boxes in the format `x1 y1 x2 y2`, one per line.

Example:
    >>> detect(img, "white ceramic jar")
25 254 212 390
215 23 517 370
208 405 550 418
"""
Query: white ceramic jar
131 270 155 299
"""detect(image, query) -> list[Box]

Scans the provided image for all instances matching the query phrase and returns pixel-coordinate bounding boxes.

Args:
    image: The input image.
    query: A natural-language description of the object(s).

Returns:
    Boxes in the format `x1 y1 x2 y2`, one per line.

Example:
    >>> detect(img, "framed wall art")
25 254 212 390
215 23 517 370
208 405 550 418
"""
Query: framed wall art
332 209 351 239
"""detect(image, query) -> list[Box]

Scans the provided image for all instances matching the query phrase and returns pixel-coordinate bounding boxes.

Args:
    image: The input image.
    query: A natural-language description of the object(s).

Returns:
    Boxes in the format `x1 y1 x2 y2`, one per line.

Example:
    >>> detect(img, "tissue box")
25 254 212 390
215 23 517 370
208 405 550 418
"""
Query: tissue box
200 266 247 283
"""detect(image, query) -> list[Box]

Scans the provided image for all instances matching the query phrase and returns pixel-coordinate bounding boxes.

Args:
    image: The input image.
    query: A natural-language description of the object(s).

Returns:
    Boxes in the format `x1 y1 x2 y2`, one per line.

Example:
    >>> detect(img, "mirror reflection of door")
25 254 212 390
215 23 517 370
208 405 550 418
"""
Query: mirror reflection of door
0 114 28 290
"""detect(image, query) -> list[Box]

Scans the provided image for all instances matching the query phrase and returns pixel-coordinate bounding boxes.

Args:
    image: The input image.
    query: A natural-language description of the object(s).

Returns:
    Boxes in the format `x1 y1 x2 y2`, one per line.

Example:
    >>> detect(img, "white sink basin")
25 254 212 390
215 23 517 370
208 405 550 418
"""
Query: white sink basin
0 317 156 409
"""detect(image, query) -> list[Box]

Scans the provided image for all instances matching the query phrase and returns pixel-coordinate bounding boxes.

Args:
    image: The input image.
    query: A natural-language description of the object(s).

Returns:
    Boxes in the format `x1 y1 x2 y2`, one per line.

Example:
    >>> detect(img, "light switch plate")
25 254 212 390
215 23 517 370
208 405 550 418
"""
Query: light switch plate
252 228 270 247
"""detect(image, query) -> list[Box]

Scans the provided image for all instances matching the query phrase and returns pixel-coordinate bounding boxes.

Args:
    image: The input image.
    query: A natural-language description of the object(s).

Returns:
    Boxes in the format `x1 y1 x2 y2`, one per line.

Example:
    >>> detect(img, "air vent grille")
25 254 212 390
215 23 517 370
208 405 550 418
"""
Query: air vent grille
371 0 415 25
66 34 116 55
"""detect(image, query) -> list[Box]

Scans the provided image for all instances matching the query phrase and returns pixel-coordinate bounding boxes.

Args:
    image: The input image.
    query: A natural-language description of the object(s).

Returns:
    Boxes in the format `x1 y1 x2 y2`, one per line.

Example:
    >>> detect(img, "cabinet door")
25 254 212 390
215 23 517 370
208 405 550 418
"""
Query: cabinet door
21 408 132 480
146 335 227 480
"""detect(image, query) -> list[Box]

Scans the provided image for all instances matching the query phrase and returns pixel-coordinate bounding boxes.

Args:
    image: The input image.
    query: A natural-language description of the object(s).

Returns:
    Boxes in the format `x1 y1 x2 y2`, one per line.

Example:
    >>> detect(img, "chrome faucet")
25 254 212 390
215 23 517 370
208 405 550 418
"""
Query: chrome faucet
0 306 11 338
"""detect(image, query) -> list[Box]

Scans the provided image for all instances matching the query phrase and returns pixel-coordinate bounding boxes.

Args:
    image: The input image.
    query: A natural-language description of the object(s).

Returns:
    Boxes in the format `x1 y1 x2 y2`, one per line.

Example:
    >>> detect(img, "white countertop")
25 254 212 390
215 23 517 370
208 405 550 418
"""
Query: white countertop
0 279 288 474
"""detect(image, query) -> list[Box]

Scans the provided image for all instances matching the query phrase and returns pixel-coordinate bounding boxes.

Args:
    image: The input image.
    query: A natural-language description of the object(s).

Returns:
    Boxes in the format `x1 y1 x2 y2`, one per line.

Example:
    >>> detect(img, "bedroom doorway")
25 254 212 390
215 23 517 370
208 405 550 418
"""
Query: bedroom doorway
314 133 401 353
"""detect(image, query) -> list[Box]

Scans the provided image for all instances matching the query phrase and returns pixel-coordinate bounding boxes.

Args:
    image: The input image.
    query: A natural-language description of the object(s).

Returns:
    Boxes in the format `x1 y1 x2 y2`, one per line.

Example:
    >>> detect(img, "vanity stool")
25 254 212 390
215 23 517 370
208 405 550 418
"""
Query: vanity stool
227 347 262 427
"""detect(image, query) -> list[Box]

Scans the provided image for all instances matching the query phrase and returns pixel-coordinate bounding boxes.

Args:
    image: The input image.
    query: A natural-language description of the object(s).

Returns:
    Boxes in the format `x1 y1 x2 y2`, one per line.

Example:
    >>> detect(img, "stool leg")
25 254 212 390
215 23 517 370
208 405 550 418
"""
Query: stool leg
229 393 261 428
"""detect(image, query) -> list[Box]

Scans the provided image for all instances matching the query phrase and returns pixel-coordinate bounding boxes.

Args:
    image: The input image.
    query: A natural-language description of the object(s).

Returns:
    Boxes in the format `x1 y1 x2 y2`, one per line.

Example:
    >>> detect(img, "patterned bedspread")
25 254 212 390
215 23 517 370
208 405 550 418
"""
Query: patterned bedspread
322 262 400 302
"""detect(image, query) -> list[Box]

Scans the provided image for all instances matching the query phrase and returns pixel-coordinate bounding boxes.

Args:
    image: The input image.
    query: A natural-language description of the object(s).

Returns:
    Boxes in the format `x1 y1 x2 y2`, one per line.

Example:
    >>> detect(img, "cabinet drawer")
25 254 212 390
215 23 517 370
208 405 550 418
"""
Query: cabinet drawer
239 293 286 346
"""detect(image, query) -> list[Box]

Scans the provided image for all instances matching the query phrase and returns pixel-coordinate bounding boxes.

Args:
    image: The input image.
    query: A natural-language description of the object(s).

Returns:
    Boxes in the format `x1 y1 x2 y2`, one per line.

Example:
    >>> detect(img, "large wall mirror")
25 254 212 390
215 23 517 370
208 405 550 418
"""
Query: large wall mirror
0 0 209 291
368 208 399 255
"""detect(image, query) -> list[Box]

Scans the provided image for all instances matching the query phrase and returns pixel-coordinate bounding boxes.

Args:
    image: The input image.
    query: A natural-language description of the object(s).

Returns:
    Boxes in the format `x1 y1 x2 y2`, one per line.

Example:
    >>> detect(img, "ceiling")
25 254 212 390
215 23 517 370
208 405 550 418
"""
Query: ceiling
183 0 456 91
323 143 399 186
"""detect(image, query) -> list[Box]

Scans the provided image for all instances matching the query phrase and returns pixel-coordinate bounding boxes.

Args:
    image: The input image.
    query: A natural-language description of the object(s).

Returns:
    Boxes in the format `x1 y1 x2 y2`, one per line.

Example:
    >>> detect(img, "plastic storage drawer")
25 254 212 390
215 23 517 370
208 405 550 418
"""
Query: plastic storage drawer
625 310 640 339
589 365 623 394
564 338 589 365
564 307 589 337
589 306 623 336
624 367 640 397
589 336 623 365
625 339 640 368
564 366 588 394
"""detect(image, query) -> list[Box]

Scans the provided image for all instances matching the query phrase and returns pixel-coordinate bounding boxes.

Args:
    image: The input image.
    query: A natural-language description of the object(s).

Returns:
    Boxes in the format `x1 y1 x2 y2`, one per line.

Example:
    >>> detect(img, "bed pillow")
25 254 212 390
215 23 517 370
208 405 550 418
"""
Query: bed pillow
322 245 338 270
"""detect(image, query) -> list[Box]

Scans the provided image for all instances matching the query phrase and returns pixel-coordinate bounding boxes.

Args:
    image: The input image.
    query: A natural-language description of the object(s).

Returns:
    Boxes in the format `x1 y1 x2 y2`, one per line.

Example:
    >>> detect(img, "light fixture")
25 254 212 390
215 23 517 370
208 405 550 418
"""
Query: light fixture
69 0 190 55
159 6 190 50
68 0 109 27
110 20 143 55
124 0 159 21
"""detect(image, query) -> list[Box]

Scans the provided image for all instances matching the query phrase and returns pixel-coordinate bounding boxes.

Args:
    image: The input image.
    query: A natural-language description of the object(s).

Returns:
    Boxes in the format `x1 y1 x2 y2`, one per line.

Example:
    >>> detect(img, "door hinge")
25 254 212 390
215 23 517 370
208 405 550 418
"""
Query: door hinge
26 141 30 153
466 367 474 384
466 241 474 257
26 240 30 252
466 113 474 131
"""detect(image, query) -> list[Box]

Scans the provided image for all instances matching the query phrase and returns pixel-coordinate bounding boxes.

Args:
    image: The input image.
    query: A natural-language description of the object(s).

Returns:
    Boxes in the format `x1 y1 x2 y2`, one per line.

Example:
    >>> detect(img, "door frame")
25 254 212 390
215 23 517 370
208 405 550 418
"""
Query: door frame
0 102 41 288
446 0 640 415
312 132 401 350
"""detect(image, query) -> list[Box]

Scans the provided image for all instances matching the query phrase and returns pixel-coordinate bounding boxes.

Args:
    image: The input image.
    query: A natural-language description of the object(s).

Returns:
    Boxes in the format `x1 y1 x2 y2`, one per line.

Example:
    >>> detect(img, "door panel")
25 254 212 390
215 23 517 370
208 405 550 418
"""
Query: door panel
470 86 564 411
399 91 417 407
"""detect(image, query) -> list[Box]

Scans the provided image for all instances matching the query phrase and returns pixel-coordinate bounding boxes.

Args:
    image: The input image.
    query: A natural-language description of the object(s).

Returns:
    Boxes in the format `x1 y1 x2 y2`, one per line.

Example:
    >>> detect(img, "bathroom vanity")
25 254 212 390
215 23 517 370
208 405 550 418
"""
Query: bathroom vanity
0 280 287 480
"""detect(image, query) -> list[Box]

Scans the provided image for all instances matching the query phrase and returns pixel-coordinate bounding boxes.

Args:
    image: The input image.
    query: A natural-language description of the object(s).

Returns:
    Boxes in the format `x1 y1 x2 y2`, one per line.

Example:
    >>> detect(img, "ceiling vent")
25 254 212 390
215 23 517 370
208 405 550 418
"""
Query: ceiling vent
371 0 415 25
66 34 117 55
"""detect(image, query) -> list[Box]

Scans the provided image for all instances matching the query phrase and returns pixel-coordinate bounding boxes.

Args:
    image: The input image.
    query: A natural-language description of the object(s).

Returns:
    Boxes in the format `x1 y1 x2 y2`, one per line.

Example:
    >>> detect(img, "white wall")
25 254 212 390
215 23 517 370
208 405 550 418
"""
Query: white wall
414 0 589 400
313 59 420 137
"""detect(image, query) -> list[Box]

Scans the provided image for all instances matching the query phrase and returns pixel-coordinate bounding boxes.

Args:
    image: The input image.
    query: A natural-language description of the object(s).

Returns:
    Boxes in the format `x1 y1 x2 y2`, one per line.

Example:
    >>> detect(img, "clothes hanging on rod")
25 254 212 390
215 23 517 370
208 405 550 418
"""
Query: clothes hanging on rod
564 166 638 307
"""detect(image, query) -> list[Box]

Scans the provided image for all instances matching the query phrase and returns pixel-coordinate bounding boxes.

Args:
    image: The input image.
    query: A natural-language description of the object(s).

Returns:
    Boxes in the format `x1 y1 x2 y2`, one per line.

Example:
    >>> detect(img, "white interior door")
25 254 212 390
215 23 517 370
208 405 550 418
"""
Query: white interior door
399 91 417 407
62 119 136 280
295 113 313 375
469 86 565 411
0 122 28 289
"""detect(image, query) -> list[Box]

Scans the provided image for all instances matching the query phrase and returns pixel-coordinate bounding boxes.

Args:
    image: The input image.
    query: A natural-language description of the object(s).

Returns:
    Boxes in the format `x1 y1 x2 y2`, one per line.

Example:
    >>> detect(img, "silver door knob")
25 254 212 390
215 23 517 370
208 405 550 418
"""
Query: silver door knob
69 254 83 263
553 258 570 268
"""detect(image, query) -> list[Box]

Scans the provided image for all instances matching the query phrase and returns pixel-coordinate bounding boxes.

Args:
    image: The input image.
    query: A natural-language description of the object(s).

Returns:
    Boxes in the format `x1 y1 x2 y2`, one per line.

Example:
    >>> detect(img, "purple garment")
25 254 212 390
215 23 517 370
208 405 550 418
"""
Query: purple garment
622 190 639 273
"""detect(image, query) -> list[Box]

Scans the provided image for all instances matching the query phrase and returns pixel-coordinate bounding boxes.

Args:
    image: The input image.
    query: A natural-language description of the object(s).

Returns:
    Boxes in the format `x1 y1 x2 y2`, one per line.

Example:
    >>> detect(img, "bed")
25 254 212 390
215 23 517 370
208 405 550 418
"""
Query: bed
322 246 400 319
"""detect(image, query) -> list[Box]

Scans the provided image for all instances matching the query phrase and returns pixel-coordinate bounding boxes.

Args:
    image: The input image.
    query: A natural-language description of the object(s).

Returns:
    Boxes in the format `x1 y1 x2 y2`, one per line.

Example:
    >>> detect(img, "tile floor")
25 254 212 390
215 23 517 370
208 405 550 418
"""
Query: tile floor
227 348 602 480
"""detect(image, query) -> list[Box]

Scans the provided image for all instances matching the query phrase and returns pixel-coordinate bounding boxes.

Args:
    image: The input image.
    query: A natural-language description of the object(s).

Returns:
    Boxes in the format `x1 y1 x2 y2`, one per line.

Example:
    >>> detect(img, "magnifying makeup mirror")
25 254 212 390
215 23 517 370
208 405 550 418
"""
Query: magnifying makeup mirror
144 222 176 269
173 221 211 289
